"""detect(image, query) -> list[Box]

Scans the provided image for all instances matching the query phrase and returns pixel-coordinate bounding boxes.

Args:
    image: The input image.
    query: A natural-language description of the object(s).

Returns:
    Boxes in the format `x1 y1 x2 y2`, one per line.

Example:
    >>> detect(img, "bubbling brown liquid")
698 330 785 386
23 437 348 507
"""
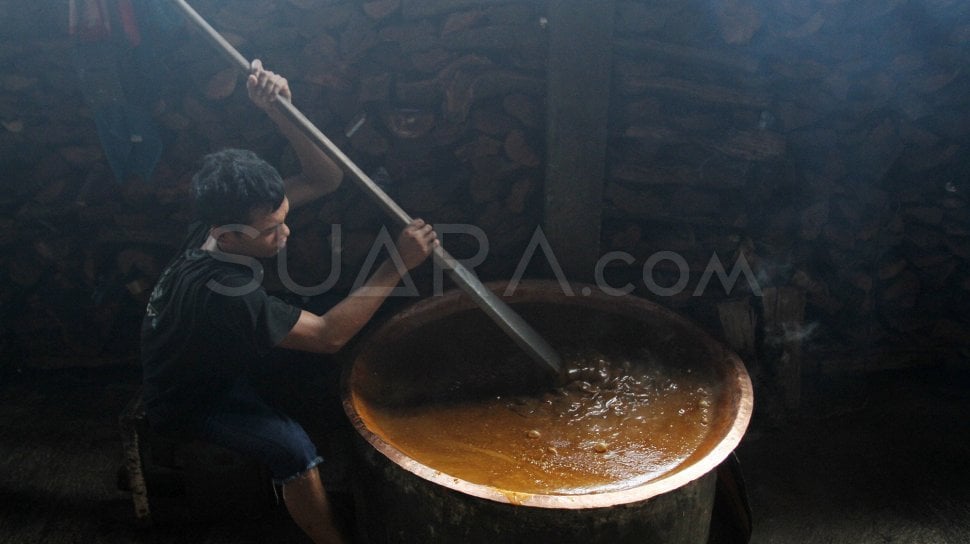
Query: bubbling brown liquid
353 348 718 495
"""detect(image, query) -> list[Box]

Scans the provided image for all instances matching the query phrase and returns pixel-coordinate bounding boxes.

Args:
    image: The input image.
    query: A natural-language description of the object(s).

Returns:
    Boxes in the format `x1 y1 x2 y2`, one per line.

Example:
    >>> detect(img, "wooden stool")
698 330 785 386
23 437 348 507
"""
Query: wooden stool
118 390 278 525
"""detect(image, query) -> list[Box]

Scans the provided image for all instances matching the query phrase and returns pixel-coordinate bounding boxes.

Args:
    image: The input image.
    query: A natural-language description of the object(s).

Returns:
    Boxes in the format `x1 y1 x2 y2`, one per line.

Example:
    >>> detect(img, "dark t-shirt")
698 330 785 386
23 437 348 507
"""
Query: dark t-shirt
140 222 301 427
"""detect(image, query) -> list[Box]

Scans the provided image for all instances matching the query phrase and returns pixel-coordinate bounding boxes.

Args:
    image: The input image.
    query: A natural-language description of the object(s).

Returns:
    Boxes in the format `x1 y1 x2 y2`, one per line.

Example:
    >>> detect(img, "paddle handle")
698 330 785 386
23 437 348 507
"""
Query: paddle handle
172 0 412 226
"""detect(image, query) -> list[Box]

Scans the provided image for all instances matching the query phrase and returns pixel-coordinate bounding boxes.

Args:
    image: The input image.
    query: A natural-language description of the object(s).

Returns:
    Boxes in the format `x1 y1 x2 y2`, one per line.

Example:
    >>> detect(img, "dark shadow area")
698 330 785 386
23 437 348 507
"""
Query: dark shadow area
0 361 968 543
738 363 970 544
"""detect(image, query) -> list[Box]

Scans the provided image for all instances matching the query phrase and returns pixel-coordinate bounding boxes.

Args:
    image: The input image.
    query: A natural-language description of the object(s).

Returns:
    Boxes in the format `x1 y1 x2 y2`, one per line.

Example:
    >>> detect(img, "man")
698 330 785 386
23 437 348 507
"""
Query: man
140 60 437 544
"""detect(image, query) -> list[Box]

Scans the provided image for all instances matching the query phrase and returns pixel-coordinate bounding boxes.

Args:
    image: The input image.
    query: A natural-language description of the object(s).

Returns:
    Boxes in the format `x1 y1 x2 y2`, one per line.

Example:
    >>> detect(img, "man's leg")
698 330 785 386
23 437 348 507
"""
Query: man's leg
197 381 349 543
282 466 347 544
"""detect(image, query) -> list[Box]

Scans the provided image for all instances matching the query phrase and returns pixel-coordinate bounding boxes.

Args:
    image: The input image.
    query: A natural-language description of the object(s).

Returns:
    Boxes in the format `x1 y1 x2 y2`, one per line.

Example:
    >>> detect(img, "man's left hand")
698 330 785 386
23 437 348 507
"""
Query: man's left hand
247 59 291 110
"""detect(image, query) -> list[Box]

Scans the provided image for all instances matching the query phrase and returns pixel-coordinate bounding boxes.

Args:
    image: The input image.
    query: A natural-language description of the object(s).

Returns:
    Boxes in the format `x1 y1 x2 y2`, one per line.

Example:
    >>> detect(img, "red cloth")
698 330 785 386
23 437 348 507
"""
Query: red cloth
117 0 142 46
68 0 140 46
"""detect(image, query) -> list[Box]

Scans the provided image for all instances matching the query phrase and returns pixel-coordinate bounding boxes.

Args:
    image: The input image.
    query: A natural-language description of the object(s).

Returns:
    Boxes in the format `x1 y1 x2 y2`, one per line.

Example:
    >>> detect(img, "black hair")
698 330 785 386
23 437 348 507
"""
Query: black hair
191 149 286 226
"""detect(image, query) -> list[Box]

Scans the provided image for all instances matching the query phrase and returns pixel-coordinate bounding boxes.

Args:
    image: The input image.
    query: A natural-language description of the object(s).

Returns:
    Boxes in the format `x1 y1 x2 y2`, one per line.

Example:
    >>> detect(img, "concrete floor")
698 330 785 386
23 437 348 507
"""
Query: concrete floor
739 364 970 544
0 361 967 543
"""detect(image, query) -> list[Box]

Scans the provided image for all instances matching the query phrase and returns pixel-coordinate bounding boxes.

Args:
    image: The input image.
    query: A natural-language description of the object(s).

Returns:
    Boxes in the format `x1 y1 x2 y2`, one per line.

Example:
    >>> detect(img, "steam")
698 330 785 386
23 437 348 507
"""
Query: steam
767 321 820 346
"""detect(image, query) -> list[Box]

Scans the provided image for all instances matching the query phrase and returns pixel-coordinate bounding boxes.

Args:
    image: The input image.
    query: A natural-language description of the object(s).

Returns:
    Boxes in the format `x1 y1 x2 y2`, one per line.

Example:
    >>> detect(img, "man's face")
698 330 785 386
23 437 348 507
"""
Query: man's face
218 196 291 259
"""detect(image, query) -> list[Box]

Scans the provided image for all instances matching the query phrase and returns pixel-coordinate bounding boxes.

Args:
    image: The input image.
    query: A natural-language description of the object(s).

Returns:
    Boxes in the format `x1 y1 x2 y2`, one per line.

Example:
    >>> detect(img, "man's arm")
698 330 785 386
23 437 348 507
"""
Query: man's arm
278 219 438 354
247 59 344 210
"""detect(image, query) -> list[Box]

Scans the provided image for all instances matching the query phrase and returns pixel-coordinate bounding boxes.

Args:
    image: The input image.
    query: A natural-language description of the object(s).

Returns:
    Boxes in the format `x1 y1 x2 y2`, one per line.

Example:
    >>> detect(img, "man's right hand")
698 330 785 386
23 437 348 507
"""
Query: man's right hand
397 219 438 270
280 218 439 355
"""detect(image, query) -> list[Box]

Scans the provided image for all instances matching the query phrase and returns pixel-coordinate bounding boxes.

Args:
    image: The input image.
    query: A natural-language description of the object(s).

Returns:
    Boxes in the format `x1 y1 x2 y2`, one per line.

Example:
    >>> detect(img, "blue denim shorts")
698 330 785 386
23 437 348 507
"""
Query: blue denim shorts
196 380 323 485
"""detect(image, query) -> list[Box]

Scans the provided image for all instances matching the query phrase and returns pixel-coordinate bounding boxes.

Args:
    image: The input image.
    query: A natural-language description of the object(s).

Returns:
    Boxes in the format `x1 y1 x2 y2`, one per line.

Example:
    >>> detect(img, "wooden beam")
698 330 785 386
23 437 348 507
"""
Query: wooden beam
543 0 615 281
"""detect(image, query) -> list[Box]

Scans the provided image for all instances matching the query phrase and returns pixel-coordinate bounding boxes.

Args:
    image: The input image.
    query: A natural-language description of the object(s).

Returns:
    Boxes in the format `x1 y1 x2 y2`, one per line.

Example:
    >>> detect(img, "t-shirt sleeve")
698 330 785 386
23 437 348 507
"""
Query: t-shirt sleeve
256 294 302 352
212 287 301 357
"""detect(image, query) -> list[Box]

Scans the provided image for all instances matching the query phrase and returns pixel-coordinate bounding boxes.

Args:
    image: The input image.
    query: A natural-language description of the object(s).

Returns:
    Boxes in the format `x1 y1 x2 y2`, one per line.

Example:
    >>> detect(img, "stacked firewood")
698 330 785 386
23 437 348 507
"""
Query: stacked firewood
0 0 967 373
606 0 970 375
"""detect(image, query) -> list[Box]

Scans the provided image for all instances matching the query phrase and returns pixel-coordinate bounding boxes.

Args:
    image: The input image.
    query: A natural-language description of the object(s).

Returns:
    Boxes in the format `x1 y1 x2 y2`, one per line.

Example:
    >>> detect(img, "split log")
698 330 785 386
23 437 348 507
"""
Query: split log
504 177 535 214
442 10 486 35
618 76 771 109
782 10 826 40
614 0 667 35
349 119 389 156
363 0 400 20
614 38 760 74
204 68 238 100
703 129 786 161
604 183 665 218
454 135 502 162
396 178 452 213
799 200 830 240
339 14 380 61
402 0 511 19
378 21 437 53
410 48 457 74
382 108 436 139
471 108 514 135
444 70 542 123
715 0 763 45
440 25 542 52
468 155 513 203
502 94 539 128
503 129 539 167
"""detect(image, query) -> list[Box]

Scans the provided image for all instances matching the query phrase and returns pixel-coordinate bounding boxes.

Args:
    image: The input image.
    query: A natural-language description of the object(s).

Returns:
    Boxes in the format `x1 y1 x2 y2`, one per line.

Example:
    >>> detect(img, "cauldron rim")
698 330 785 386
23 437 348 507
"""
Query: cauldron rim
342 280 754 509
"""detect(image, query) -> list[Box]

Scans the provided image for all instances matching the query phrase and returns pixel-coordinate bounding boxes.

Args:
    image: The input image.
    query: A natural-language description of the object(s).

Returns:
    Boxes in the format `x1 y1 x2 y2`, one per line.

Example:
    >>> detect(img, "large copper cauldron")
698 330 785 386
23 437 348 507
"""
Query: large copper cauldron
342 281 753 543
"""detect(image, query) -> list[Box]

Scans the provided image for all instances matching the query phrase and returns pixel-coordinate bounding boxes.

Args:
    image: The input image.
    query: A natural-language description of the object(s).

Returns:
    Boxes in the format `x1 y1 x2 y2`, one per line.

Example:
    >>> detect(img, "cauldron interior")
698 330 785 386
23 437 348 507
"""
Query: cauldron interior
344 281 752 508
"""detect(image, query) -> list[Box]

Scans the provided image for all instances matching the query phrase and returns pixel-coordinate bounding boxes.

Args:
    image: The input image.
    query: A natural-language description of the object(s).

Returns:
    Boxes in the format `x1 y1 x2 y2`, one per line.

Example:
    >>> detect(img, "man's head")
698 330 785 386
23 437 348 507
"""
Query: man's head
193 149 291 258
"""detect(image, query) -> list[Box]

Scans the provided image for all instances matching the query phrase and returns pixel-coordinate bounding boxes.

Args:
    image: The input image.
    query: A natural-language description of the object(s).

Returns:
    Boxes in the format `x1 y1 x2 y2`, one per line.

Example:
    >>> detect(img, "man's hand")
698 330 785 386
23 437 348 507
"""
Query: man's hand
247 59 343 207
397 219 438 270
247 59 290 110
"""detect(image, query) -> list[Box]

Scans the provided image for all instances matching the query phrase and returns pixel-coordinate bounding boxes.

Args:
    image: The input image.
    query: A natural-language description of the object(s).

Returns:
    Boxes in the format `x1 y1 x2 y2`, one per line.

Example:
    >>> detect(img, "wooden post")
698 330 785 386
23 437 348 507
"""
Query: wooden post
762 287 807 412
717 297 758 364
543 0 615 281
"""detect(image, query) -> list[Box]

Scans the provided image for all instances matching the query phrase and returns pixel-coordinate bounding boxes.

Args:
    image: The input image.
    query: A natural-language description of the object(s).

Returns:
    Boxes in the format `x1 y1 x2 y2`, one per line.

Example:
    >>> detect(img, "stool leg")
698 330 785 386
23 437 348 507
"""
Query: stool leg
119 417 152 525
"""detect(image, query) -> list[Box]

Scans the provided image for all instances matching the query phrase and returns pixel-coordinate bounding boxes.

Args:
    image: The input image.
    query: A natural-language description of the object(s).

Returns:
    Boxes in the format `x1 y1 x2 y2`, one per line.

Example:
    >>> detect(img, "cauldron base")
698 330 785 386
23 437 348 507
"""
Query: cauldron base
350 438 716 544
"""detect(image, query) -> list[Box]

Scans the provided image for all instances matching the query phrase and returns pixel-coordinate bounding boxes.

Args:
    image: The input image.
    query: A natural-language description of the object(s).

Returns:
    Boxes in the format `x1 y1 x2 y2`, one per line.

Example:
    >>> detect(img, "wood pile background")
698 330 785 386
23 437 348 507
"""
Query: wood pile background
606 0 970 380
0 0 967 385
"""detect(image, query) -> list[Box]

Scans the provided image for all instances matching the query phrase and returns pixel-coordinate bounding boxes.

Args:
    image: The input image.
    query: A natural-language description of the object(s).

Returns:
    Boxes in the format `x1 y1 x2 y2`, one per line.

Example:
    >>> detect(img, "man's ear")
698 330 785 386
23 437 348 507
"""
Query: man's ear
210 226 236 251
